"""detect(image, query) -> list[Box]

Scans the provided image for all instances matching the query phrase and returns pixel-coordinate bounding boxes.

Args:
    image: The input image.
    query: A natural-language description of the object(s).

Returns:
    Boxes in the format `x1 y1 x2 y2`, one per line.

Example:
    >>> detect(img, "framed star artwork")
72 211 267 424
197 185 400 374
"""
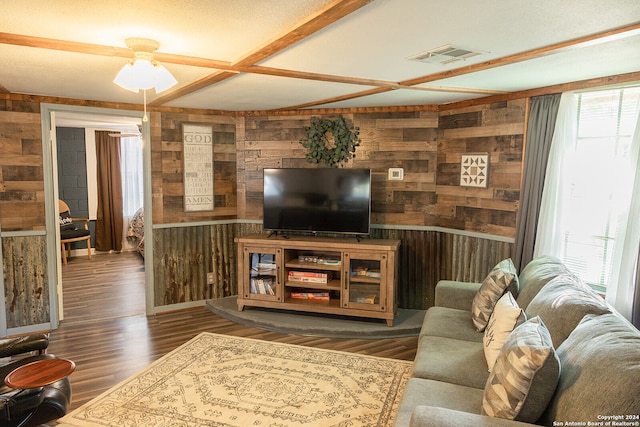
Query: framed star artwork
460 153 489 188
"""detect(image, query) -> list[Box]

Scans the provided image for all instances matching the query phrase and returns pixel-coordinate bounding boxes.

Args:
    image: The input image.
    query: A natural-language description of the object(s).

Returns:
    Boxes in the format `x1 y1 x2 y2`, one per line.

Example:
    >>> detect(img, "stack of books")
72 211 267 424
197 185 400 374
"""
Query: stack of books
296 255 341 266
317 257 341 266
288 271 332 284
351 267 381 278
250 277 275 295
290 292 330 301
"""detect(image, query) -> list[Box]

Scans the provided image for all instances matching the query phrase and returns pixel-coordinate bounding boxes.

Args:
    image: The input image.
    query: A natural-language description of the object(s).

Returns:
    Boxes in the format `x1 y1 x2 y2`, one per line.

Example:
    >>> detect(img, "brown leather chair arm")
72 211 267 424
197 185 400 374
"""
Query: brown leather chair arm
0 334 49 358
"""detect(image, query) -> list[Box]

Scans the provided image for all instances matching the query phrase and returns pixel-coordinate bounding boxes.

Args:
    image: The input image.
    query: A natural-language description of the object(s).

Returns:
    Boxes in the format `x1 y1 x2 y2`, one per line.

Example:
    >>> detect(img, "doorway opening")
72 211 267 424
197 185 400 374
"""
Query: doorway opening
42 104 153 328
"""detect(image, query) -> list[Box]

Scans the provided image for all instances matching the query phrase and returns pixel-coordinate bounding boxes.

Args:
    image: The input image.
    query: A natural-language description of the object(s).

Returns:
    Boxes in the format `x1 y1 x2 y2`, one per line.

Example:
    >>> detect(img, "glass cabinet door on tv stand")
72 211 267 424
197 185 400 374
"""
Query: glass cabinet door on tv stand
239 246 282 304
343 252 388 313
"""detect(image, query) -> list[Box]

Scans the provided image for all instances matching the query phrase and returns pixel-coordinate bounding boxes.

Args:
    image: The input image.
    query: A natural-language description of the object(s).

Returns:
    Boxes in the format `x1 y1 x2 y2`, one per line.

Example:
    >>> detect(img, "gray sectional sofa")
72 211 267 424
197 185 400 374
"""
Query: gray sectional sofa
395 255 640 426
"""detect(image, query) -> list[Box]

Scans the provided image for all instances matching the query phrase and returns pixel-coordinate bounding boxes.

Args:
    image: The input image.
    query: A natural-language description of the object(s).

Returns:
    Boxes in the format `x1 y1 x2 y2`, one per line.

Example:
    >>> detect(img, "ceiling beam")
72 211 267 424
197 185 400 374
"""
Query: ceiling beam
149 0 373 106
3 70 637 116
0 31 235 69
1 16 637 111
233 0 373 68
0 28 502 106
401 21 640 87
148 71 239 106
439 70 640 112
281 87 390 110
288 21 640 109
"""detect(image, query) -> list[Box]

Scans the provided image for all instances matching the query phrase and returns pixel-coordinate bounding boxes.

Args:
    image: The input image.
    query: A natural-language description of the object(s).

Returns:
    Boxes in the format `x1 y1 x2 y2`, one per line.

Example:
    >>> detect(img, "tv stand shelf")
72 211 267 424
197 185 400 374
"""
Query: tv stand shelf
235 233 400 326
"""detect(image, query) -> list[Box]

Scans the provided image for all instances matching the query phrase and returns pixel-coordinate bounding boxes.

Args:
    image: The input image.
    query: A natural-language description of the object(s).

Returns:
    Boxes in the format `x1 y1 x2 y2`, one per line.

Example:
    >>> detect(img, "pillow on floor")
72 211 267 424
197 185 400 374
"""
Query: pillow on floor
482 316 560 423
483 292 526 371
472 258 519 332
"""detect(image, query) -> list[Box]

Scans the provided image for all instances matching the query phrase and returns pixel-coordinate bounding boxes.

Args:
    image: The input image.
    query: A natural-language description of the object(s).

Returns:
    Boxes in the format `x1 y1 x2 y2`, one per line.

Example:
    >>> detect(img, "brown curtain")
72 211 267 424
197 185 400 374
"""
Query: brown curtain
95 131 123 251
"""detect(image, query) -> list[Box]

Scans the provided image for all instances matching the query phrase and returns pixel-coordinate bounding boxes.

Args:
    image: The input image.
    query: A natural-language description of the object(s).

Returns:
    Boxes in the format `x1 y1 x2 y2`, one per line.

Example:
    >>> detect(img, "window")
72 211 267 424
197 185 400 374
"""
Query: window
121 136 144 251
121 135 144 218
556 87 640 292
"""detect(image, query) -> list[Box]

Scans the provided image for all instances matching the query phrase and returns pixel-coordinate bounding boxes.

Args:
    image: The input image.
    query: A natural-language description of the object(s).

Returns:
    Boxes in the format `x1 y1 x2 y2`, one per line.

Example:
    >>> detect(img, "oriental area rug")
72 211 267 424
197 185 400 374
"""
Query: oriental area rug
59 332 412 427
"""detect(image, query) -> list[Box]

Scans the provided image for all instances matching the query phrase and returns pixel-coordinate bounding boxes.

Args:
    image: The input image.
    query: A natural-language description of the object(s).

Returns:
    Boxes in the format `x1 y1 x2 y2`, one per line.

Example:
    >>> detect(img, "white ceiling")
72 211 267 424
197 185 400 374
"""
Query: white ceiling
1 0 639 112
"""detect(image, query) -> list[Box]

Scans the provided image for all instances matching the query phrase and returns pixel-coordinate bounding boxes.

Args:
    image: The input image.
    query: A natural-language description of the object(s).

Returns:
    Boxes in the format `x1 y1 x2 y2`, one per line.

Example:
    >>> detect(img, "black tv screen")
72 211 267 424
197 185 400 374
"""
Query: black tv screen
263 168 371 236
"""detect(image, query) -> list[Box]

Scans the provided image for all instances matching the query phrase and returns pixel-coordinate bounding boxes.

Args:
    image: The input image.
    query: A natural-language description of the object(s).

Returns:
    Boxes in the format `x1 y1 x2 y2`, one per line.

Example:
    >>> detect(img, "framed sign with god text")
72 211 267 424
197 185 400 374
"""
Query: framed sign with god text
183 123 214 212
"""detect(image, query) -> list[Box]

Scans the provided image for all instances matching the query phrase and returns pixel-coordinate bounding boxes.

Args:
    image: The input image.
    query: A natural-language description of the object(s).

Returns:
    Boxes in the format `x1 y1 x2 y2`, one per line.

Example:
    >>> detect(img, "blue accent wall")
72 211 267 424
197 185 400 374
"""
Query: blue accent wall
56 127 95 248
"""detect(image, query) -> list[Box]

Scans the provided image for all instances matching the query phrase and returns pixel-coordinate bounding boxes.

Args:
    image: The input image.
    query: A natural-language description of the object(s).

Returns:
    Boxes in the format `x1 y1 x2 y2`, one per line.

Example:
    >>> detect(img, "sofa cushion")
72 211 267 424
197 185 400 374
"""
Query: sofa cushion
525 273 610 348
482 316 560 423
413 336 489 389
419 307 483 343
471 258 519 332
483 292 526 372
540 313 640 426
515 255 570 310
434 280 482 310
409 406 542 427
395 378 484 426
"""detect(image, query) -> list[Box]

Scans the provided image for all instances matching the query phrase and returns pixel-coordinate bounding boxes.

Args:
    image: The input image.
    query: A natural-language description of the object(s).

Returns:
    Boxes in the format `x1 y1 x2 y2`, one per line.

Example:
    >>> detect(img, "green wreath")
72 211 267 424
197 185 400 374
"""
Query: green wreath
300 115 360 167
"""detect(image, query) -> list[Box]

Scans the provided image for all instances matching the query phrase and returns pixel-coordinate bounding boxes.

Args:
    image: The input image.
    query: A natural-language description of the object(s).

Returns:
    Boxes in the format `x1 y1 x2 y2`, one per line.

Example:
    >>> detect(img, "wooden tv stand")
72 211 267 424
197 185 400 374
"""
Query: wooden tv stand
235 233 400 326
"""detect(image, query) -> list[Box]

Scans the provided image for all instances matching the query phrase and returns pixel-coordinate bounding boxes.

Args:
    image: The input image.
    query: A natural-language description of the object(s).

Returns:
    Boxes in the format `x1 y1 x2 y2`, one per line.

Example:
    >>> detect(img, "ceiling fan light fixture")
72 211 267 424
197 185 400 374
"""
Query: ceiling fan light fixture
113 38 177 94
114 38 178 122
113 62 141 93
152 63 178 93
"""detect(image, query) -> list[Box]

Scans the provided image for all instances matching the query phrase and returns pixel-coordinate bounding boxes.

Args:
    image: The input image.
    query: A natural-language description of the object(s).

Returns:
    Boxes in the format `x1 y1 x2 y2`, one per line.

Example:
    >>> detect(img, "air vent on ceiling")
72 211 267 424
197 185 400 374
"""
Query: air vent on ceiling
408 44 484 65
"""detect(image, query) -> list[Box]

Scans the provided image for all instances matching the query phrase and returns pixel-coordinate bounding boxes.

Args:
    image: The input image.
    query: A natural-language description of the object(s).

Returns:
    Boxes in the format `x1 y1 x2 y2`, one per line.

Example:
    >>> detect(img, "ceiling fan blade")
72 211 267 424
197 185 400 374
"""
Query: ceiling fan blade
109 132 141 138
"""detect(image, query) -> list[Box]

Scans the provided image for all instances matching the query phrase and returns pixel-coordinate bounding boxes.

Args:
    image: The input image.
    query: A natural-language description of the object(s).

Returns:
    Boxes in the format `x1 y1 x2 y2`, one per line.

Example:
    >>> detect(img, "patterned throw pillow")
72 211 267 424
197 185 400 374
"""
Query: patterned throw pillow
483 292 526 372
472 258 519 332
59 211 75 231
482 316 560 423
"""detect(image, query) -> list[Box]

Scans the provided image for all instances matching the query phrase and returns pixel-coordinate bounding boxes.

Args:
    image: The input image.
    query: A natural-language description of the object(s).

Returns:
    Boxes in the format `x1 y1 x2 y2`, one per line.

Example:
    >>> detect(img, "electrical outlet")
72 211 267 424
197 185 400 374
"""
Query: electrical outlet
388 168 404 181
207 272 215 284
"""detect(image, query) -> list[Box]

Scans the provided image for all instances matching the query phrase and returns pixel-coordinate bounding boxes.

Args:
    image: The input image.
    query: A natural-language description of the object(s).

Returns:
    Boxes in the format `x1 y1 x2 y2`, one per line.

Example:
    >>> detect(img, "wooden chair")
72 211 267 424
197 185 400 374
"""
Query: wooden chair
58 200 92 265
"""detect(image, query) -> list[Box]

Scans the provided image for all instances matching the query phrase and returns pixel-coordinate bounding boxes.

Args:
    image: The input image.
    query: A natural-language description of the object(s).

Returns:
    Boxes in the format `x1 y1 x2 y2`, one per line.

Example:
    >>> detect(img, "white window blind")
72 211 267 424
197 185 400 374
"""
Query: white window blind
560 87 640 292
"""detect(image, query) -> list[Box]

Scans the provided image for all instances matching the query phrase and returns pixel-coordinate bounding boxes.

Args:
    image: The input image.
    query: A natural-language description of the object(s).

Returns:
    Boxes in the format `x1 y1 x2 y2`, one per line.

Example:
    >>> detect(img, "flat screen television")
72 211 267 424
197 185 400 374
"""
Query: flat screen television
263 168 371 236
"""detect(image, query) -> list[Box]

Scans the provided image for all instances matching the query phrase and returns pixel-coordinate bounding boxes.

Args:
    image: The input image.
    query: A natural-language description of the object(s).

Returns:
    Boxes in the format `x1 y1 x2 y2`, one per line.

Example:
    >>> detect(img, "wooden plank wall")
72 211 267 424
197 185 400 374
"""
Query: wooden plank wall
437 100 525 237
0 100 46 231
236 104 523 309
152 112 238 224
1 97 525 317
0 100 50 329
240 111 440 224
238 104 524 237
2 235 49 327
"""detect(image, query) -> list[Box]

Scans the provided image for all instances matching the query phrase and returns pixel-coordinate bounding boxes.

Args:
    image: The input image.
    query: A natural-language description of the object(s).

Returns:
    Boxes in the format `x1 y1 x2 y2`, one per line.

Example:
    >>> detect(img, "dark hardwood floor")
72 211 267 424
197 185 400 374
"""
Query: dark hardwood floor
47 252 418 412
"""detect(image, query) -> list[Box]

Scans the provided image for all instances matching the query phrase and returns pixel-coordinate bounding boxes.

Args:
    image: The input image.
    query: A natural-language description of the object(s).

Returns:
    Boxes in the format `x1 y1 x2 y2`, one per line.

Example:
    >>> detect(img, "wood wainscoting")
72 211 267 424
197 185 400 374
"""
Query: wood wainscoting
150 222 511 311
371 228 513 309
1 234 49 328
